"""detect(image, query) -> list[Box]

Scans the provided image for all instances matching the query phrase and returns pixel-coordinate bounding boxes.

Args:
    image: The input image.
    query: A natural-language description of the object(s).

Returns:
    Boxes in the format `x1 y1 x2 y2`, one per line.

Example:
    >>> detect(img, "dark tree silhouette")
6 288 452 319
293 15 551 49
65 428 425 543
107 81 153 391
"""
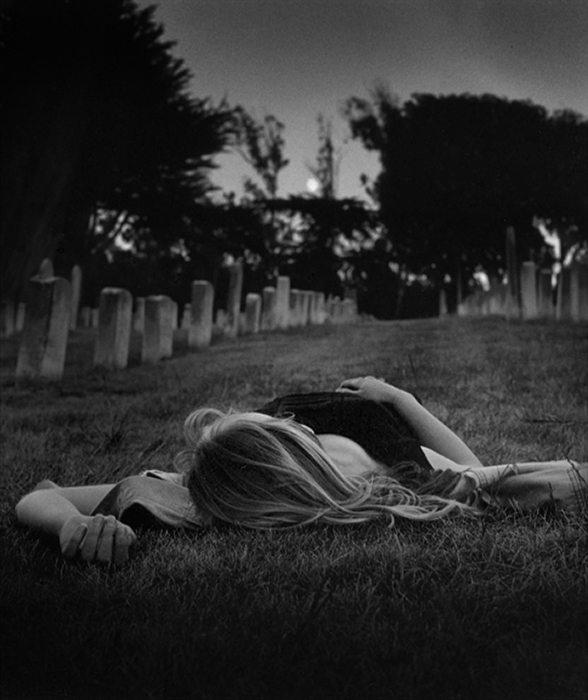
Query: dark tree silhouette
307 114 339 200
344 89 588 289
233 108 289 199
263 196 378 296
0 0 233 301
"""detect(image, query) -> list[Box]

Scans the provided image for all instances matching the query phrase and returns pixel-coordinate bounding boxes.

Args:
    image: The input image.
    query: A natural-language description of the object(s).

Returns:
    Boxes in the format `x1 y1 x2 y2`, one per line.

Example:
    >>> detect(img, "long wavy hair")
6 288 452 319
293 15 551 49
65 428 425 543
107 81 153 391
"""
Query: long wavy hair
176 408 477 529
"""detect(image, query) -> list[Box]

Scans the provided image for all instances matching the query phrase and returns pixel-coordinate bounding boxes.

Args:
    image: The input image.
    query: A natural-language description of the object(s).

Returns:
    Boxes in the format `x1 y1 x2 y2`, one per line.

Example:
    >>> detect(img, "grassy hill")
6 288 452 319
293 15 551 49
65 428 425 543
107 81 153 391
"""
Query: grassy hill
1 317 587 699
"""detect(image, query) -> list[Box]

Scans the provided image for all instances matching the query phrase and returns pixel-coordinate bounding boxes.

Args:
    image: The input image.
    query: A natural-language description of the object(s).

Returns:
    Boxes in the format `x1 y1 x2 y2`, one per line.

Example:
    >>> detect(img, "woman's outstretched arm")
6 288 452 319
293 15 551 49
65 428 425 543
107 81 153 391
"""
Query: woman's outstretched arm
337 376 483 467
15 482 136 564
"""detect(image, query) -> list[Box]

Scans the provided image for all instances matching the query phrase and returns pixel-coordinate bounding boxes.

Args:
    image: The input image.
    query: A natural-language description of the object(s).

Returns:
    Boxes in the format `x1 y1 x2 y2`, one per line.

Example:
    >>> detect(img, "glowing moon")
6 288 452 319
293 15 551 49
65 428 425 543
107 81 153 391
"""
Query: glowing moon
306 177 320 193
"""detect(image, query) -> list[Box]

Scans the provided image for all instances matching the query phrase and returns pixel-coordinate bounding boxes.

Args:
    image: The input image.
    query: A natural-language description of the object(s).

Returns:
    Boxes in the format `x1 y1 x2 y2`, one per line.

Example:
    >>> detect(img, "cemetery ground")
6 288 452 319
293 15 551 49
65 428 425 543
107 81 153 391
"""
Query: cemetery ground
0 316 587 700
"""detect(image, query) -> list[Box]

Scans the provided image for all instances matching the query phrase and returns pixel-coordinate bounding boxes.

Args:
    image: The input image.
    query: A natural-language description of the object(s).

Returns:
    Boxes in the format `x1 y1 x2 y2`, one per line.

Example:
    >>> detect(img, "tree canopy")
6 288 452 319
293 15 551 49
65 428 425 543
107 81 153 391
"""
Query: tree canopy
0 0 233 300
344 89 588 284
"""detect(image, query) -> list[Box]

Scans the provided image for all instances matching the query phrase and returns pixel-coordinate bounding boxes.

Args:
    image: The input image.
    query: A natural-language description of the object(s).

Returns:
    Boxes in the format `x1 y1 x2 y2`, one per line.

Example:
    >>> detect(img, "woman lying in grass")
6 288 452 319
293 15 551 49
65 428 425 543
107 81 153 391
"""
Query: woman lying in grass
16 377 587 565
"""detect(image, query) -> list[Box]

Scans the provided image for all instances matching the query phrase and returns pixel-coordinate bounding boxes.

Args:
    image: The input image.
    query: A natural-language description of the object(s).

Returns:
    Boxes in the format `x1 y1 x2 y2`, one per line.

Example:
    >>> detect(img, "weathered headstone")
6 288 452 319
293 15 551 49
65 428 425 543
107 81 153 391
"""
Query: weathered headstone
314 292 326 324
169 300 179 334
330 298 342 323
181 303 191 330
342 298 356 321
575 264 588 322
308 291 317 324
488 279 507 316
505 227 520 318
226 262 243 339
93 288 133 370
570 263 588 322
15 302 26 332
215 309 227 333
0 300 15 337
16 276 71 381
80 306 92 328
142 295 174 363
69 265 82 330
261 287 277 331
300 291 311 326
289 290 301 327
438 288 448 317
162 298 176 358
537 269 553 319
189 281 214 349
244 293 261 334
520 262 538 320
133 297 146 333
38 258 54 280
275 276 290 329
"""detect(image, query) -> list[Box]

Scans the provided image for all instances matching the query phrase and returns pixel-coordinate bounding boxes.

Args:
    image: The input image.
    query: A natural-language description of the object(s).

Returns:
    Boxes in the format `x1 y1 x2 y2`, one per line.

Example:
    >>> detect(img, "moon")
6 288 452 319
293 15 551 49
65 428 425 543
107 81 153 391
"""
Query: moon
306 177 320 194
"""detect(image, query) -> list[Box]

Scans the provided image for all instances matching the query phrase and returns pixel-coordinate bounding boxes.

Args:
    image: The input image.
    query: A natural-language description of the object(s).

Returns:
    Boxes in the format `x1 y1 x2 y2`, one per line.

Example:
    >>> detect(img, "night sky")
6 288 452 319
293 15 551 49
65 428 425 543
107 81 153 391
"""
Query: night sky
143 0 588 199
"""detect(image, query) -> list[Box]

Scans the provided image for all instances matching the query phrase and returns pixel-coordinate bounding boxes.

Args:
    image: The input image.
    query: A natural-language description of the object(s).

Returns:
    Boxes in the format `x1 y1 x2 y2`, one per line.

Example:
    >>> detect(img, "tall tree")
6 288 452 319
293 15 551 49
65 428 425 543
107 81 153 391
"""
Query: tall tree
0 0 233 300
344 89 588 287
307 114 339 200
233 108 289 199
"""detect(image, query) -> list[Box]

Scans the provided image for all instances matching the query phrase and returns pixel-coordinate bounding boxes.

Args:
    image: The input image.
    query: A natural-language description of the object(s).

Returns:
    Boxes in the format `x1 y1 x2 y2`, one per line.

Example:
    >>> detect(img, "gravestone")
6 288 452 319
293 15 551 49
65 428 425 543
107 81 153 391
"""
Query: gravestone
189 281 214 349
16 276 71 381
181 304 191 330
342 298 356 321
438 288 448 317
570 263 588 322
80 306 92 328
488 280 507 316
576 264 588 321
261 287 277 331
520 262 538 320
15 302 26 332
226 263 243 339
329 298 341 323
169 300 179 334
537 269 553 318
215 309 227 333
91 308 99 328
308 292 317 324
162 298 176 358
142 295 174 363
275 276 290 329
505 227 520 318
0 301 15 337
244 293 261 334
289 290 301 327
93 288 133 370
314 292 326 324
133 298 146 333
300 291 311 326
38 258 54 280
69 265 82 330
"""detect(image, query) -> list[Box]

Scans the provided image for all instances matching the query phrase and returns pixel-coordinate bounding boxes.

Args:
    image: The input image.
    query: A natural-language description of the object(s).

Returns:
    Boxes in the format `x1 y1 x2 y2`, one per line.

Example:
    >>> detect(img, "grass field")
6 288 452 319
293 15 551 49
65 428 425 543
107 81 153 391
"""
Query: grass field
1 317 587 700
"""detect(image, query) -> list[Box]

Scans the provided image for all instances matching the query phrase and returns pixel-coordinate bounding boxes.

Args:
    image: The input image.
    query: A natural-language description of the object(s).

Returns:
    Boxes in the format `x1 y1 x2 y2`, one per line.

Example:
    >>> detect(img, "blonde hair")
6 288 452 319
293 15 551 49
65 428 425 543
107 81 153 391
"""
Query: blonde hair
176 408 473 529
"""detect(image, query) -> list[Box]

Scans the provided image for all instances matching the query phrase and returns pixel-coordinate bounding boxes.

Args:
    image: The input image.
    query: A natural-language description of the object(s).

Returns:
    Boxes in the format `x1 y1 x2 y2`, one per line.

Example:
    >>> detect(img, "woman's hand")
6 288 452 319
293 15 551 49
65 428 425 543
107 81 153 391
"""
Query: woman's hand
336 376 407 404
59 513 136 565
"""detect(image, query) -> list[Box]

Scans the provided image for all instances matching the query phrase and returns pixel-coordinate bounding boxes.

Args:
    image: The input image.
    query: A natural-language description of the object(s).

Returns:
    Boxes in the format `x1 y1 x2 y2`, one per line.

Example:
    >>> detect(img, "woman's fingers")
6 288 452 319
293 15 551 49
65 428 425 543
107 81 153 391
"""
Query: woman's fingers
79 514 106 562
112 526 137 565
60 514 136 564
95 515 117 564
338 376 382 391
337 377 363 391
60 520 88 560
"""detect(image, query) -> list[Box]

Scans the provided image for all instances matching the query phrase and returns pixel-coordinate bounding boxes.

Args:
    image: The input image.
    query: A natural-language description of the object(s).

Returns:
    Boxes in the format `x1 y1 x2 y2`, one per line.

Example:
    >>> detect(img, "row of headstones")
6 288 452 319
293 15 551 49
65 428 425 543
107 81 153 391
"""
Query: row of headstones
0 259 83 338
7 262 358 381
453 261 588 321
